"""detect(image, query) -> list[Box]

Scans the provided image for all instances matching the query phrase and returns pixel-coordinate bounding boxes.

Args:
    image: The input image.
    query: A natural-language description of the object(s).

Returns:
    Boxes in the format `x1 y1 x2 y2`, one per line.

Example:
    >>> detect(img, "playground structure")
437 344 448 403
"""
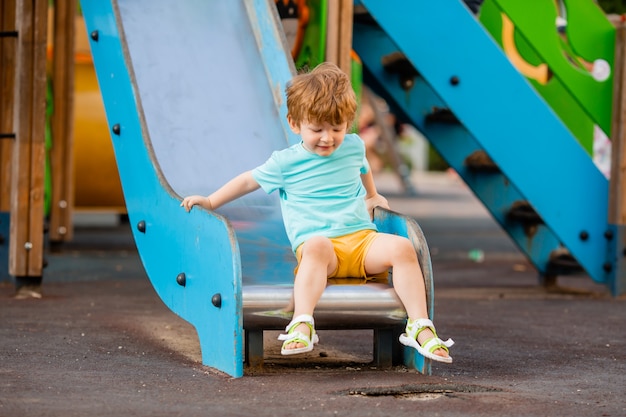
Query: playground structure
2 0 626 378
353 0 626 296
75 0 439 378
1 0 76 291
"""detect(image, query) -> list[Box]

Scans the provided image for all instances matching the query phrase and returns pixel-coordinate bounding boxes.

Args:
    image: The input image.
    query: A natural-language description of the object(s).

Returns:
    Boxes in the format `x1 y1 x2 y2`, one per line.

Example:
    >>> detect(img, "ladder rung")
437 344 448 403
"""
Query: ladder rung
507 200 543 225
425 107 459 124
464 150 500 173
381 52 419 90
547 248 583 275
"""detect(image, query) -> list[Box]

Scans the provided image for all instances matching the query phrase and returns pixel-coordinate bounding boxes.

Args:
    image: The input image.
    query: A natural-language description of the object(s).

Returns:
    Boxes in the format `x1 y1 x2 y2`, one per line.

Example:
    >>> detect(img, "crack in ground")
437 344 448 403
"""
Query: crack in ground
338 383 502 401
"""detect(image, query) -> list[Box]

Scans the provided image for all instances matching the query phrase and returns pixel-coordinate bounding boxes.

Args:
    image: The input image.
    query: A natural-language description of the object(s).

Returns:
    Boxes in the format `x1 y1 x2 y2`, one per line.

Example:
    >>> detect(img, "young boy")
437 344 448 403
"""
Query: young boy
181 62 453 363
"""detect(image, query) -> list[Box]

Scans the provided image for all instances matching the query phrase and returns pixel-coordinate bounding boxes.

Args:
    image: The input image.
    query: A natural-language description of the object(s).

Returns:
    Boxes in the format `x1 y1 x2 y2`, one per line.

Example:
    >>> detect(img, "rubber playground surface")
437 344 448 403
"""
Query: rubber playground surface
1 172 625 417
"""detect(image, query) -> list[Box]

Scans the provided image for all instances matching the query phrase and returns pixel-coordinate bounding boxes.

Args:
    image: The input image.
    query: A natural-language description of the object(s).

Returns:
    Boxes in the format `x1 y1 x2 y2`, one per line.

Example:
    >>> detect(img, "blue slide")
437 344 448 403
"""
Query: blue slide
80 0 436 377
79 0 301 378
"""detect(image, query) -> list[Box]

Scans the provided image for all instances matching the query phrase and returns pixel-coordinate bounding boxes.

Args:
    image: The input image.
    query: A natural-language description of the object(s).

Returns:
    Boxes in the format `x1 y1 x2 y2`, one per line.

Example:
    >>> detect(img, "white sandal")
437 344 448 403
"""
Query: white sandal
277 314 319 356
399 318 454 363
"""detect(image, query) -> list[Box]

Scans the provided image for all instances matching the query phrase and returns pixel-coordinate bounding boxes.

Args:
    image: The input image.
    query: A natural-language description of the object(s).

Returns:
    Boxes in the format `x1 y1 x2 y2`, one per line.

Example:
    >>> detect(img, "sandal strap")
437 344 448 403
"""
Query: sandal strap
284 314 315 333
278 331 310 343
421 336 455 354
406 318 454 348
405 318 435 340
278 314 316 344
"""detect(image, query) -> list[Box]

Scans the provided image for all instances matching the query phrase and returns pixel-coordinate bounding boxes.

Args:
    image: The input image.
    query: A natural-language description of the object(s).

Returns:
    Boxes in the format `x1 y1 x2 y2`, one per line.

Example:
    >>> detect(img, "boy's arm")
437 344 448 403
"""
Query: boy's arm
181 171 260 212
361 170 389 217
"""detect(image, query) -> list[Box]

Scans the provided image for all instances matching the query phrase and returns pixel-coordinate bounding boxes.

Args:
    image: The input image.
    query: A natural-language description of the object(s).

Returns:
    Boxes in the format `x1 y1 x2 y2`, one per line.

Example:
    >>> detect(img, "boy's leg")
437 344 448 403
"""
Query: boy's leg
284 236 338 351
364 233 450 359
363 233 427 318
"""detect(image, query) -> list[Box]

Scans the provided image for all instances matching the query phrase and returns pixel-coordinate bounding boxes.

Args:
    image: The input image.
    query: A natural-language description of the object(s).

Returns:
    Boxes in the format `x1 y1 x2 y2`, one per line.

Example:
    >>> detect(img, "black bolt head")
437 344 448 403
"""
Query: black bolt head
211 293 222 308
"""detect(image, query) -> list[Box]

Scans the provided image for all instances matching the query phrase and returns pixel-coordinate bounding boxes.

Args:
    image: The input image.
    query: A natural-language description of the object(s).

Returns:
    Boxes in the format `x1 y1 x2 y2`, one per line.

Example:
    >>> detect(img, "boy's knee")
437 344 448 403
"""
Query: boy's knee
393 237 418 260
302 236 334 258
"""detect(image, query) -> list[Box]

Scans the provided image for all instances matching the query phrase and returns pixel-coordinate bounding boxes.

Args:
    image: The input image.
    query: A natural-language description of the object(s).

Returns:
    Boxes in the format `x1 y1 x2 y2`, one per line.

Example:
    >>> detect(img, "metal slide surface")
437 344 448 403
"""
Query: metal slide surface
110 0 299 285
80 0 298 377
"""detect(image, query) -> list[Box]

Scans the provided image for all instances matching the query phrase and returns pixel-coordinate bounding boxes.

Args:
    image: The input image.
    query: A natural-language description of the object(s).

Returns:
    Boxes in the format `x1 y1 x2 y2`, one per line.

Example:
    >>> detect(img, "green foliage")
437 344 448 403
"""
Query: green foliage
428 146 449 171
597 0 626 14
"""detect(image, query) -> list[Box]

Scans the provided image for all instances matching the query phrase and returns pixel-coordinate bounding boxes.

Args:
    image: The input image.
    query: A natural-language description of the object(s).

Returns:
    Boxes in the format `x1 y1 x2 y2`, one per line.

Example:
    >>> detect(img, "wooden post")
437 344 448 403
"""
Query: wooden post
9 0 48 291
325 0 338 65
609 22 626 223
325 0 353 75
48 0 75 243
337 0 353 75
609 20 626 295
0 0 17 283
1 0 17 212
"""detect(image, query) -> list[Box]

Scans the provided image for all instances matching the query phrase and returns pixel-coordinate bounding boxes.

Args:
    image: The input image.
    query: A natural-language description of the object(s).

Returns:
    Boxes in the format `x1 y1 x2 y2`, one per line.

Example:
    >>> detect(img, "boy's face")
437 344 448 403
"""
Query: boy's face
288 117 348 157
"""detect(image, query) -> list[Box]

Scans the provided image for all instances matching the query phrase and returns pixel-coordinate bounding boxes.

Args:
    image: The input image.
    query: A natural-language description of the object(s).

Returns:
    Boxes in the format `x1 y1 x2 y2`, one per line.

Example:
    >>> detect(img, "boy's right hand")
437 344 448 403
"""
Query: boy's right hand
365 193 389 219
180 195 211 212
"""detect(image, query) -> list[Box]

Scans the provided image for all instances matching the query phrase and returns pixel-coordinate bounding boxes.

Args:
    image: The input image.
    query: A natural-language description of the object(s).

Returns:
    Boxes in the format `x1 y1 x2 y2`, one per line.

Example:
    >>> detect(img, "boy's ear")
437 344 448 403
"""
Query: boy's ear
287 115 300 134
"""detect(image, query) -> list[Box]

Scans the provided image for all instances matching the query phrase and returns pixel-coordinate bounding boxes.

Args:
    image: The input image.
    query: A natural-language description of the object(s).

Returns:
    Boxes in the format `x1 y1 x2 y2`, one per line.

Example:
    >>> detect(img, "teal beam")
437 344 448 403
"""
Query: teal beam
0 212 9 282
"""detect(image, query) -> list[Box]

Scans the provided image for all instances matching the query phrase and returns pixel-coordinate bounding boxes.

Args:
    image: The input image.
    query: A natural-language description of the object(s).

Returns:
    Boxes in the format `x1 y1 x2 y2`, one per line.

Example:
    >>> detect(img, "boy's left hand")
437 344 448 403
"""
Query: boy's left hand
365 193 389 219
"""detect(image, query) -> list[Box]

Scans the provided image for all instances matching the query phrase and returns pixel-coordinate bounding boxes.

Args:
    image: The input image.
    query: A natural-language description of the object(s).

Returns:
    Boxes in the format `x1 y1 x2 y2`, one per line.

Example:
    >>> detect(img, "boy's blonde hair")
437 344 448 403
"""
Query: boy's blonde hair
286 62 357 127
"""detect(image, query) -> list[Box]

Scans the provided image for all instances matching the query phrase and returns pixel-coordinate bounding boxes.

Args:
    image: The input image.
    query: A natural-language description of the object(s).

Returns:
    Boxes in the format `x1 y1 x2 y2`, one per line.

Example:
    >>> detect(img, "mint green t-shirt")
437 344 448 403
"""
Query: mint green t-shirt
251 133 377 253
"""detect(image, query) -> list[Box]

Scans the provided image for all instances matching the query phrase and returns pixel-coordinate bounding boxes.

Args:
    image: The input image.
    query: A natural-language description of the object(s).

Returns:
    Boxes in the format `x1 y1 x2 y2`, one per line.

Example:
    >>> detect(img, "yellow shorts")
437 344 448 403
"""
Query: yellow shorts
295 229 389 284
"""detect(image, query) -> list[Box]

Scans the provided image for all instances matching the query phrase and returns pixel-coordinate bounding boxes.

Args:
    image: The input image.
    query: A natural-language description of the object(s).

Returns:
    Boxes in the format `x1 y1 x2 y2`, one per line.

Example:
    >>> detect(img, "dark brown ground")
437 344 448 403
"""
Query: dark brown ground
1 173 624 417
